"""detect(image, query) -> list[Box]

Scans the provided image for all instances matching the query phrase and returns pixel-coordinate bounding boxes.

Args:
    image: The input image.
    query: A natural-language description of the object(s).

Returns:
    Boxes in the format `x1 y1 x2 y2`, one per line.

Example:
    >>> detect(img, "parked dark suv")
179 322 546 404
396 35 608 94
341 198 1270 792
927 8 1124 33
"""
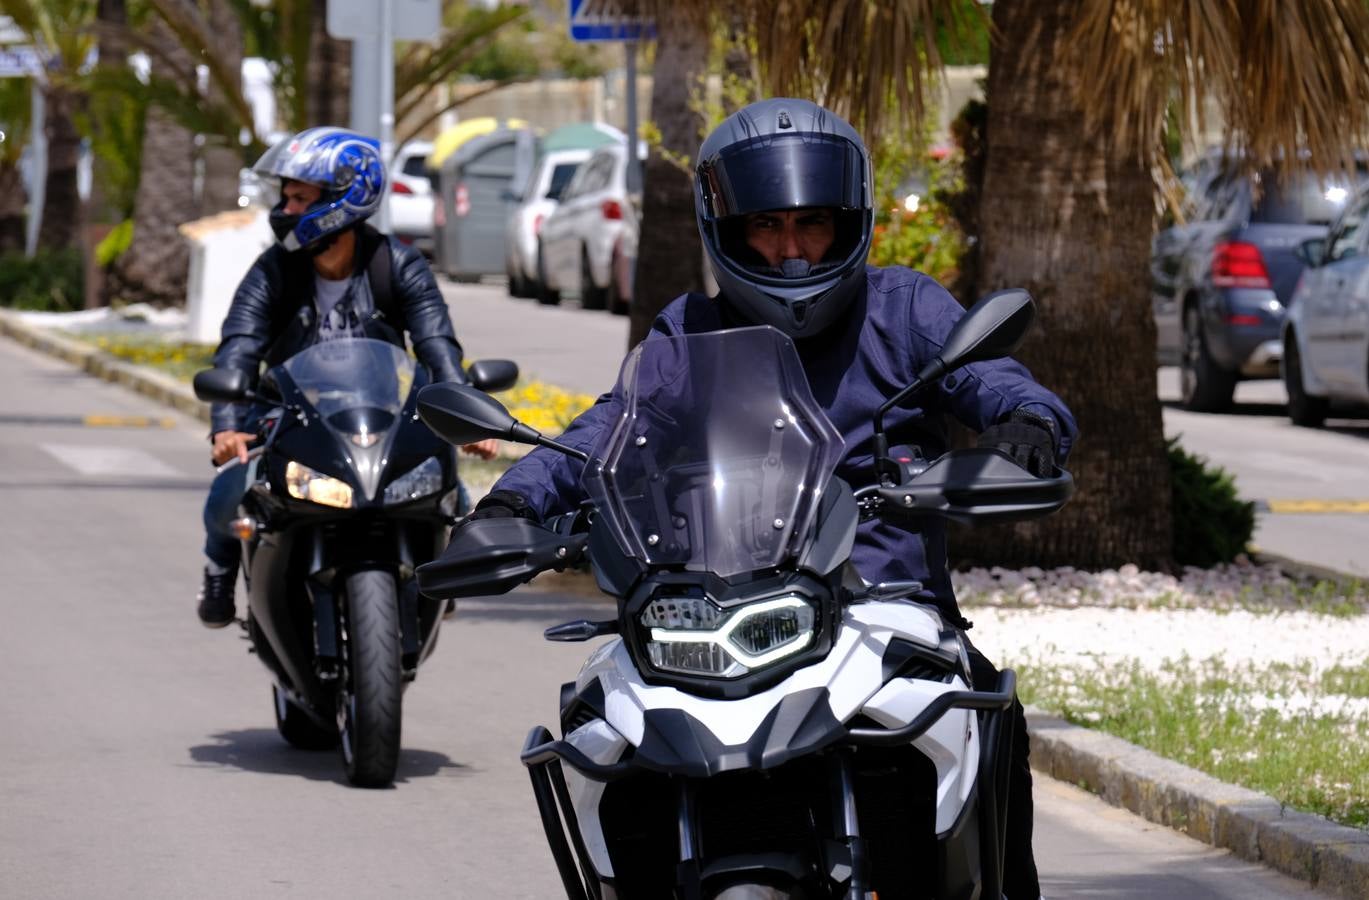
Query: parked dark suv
1152 156 1366 410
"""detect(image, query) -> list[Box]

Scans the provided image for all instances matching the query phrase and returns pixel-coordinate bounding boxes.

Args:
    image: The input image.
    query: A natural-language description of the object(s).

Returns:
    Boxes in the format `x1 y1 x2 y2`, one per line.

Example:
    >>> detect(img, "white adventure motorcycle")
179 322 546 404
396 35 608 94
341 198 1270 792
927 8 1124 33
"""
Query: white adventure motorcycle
417 291 1073 899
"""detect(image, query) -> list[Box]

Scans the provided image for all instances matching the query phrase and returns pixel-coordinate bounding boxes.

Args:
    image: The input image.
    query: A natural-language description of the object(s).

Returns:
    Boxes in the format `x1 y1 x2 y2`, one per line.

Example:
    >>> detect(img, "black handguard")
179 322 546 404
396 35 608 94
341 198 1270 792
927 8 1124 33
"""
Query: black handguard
976 408 1058 477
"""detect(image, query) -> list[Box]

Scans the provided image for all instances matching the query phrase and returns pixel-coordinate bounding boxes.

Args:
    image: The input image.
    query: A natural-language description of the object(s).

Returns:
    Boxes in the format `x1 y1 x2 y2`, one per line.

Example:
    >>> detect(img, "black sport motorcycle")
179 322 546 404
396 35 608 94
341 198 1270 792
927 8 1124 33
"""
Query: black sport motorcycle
415 291 1074 897
194 337 517 786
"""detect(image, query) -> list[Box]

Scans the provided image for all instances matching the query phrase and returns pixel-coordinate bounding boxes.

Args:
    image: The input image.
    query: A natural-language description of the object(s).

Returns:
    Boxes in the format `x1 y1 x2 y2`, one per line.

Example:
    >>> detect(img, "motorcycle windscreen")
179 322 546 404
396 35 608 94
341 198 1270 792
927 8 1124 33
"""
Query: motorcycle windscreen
277 338 415 500
583 326 844 579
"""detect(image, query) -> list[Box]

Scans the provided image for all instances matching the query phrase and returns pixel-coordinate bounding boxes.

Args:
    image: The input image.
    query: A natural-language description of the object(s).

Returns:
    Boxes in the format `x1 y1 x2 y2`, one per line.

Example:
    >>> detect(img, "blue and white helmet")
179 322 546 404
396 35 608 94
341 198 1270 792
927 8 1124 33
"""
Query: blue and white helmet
253 127 385 252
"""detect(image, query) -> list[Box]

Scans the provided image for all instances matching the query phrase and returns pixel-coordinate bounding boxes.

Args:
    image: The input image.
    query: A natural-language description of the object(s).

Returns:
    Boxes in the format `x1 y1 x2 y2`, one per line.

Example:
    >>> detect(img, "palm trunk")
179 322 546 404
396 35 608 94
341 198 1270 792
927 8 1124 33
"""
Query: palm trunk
0 164 26 254
968 0 1172 570
110 18 195 306
307 0 350 127
37 85 83 251
627 6 710 349
198 0 244 216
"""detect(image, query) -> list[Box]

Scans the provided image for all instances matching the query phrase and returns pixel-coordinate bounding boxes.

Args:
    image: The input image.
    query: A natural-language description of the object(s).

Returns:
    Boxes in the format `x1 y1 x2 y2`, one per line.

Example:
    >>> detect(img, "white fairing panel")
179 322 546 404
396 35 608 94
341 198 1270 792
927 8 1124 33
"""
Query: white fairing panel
574 600 947 749
562 718 630 877
862 677 979 835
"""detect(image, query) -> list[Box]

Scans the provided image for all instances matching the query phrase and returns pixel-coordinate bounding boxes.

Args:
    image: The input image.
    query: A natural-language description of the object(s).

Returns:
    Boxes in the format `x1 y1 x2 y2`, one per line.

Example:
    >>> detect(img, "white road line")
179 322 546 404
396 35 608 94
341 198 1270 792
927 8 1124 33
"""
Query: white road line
39 443 182 478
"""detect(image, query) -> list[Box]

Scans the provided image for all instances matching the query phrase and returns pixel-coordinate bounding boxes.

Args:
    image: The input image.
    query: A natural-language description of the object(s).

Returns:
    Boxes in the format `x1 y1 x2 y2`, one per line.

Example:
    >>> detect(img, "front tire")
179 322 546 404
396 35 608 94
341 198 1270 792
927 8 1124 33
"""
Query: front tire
580 248 607 310
1180 305 1236 412
273 685 336 750
536 241 562 306
336 569 403 787
1283 335 1328 428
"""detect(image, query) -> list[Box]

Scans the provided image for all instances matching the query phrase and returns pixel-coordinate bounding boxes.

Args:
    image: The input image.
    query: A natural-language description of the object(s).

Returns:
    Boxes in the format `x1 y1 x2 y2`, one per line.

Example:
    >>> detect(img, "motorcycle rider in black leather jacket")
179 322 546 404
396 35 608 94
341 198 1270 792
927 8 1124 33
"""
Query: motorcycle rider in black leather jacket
197 126 496 628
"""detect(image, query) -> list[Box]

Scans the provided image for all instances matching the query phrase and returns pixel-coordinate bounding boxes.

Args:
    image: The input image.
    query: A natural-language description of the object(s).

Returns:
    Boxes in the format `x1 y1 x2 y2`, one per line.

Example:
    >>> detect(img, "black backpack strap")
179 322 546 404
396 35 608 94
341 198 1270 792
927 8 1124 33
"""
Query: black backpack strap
364 228 399 328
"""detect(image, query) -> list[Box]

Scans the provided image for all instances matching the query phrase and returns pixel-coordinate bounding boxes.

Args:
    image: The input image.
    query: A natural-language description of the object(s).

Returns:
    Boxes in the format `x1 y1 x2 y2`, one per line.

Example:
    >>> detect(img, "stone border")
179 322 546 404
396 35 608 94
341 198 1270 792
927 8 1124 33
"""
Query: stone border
4 309 1366 893
0 309 210 426
1027 708 1369 898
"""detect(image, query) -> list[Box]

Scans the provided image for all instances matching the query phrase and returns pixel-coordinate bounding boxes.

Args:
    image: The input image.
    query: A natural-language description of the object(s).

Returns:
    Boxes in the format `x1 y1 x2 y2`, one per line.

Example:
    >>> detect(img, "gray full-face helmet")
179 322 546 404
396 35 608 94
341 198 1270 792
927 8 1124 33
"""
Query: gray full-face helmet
695 98 874 339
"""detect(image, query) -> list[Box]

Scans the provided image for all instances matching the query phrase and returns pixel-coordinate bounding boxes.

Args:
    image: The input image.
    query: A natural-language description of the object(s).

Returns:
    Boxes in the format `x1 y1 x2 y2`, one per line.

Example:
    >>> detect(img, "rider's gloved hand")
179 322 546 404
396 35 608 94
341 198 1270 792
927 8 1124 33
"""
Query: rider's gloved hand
977 408 1058 477
466 489 540 522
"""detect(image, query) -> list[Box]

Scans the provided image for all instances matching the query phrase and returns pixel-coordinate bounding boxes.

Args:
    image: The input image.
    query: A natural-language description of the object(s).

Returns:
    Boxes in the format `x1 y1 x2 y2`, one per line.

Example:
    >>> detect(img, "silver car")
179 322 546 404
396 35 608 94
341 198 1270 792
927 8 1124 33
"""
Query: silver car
504 147 593 299
535 141 638 312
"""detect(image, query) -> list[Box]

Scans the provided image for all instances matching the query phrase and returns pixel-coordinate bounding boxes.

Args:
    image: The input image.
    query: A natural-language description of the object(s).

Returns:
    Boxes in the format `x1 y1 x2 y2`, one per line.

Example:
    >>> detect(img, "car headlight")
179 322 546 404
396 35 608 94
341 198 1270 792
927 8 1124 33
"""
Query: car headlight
383 457 444 504
285 461 354 509
640 594 816 678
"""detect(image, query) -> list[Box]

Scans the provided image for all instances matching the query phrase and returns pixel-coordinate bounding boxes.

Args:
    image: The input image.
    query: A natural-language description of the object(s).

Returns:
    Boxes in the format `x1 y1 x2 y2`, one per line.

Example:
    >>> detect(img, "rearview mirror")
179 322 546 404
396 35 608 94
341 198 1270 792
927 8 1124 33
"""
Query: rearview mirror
418 382 526 446
1296 237 1326 268
925 289 1035 379
467 359 519 393
193 368 251 403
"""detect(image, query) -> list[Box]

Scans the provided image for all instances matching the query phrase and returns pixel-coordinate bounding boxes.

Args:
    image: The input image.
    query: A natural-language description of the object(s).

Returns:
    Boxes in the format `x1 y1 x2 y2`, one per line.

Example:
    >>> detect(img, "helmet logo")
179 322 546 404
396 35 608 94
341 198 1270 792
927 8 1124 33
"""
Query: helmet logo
288 140 301 153
777 111 792 129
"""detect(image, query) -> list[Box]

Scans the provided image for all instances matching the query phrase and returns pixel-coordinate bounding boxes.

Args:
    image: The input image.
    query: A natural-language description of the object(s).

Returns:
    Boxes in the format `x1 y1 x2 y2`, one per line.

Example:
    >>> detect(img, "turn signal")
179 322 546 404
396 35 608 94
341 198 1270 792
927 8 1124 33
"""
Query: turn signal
230 517 258 540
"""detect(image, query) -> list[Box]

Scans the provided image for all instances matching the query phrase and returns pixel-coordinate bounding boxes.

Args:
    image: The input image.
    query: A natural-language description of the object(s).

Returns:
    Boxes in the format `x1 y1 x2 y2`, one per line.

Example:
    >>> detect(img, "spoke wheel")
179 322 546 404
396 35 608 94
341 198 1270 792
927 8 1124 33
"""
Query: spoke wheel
335 569 402 787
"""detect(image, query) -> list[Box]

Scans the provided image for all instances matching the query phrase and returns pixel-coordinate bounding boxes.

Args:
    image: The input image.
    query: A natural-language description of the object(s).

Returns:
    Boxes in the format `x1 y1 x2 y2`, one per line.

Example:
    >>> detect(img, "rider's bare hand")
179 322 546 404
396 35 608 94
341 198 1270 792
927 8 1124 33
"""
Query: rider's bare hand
211 431 254 466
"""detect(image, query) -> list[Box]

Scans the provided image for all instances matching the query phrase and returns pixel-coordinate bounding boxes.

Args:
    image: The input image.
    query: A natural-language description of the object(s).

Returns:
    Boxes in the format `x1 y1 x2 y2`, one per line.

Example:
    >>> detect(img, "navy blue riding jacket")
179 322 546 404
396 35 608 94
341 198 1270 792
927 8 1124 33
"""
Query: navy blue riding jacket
493 267 1078 614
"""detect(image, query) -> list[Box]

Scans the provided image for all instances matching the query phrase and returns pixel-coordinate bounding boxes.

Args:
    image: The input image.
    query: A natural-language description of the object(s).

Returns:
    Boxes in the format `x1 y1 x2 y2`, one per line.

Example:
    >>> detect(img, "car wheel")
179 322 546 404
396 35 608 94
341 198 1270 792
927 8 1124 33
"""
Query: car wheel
1283 334 1328 428
1180 305 1236 412
536 241 561 306
580 248 607 311
506 264 527 298
609 244 630 316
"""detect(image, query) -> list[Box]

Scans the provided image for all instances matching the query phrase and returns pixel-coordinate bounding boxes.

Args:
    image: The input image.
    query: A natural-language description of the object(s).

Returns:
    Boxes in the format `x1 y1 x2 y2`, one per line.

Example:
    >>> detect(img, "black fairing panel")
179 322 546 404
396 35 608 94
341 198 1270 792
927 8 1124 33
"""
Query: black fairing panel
633 686 845 777
796 477 858 578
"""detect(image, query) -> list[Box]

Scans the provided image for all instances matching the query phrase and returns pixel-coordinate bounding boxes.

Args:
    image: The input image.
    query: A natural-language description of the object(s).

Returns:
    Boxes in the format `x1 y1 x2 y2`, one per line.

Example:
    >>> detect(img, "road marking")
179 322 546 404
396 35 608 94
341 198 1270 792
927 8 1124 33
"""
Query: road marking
0 413 177 428
39 443 181 478
1260 499 1369 514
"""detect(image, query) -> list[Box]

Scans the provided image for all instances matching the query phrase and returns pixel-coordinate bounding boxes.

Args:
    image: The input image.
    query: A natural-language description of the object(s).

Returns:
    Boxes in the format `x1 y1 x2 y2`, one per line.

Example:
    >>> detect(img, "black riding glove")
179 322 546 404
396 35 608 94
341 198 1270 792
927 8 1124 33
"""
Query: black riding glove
467 489 540 522
977 409 1059 477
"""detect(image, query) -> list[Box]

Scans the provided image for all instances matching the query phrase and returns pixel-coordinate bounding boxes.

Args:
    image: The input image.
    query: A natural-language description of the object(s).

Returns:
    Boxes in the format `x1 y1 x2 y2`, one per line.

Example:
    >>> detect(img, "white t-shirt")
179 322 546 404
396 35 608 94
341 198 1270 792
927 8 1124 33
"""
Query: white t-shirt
314 274 366 341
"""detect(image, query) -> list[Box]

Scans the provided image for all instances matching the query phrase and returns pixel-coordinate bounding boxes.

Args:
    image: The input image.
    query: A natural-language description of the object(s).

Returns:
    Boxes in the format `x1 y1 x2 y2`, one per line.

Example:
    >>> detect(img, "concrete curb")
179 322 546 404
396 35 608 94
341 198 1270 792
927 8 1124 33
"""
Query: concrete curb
0 310 211 427
1026 708 1369 899
5 310 1366 894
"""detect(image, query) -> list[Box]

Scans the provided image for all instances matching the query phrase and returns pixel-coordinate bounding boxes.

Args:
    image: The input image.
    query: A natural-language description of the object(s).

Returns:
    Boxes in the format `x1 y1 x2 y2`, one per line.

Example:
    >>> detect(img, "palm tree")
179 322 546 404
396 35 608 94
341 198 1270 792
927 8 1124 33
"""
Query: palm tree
3 0 98 252
0 78 32 254
584 0 1369 569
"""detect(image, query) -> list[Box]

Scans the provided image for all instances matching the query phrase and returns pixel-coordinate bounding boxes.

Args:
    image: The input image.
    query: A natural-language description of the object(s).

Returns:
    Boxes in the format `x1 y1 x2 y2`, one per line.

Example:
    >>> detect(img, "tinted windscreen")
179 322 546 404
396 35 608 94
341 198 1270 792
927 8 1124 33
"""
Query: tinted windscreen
583 328 845 579
1251 169 1369 225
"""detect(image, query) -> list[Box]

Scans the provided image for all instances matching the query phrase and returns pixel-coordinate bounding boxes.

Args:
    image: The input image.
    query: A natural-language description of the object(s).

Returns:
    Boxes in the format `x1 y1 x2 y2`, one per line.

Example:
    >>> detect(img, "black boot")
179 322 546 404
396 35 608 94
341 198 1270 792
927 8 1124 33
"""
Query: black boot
197 565 237 628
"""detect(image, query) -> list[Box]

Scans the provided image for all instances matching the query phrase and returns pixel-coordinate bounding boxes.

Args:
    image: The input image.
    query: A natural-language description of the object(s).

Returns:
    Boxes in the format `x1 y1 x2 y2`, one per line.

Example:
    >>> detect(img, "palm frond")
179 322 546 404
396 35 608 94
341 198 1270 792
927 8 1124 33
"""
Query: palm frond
1071 0 1369 174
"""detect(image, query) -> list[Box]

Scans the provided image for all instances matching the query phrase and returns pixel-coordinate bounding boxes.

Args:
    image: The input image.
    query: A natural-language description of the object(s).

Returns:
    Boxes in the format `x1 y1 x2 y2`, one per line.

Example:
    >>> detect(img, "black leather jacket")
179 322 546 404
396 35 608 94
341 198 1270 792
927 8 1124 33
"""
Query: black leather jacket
210 226 466 434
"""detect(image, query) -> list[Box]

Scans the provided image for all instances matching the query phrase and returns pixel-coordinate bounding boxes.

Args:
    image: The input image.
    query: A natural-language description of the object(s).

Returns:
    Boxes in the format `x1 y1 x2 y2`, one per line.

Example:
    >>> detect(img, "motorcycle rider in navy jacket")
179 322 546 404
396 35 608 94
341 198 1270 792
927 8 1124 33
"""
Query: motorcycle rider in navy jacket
196 127 495 628
472 99 1075 900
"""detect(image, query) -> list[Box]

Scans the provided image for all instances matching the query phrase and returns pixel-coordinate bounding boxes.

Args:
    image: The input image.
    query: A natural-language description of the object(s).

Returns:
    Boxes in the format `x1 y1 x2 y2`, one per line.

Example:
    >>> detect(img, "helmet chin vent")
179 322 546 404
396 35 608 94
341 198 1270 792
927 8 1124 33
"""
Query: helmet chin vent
791 300 809 324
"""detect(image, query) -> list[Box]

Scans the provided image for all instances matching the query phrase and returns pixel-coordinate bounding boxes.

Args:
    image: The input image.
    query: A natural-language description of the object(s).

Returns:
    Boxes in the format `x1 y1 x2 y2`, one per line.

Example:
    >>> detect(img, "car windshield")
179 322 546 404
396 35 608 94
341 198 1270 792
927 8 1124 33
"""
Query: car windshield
276 338 415 498
1251 168 1369 225
583 327 844 579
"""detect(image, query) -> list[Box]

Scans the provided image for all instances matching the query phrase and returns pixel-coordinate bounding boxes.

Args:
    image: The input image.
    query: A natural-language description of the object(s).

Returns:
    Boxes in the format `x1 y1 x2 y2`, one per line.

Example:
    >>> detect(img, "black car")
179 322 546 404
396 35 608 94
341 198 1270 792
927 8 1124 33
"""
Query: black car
1152 155 1367 411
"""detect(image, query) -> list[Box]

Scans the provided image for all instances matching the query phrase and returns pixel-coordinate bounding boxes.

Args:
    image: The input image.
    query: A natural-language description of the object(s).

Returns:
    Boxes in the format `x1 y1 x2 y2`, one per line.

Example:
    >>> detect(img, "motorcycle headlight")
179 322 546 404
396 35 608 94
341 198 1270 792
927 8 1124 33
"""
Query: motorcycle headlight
383 457 444 504
285 461 354 509
641 594 816 678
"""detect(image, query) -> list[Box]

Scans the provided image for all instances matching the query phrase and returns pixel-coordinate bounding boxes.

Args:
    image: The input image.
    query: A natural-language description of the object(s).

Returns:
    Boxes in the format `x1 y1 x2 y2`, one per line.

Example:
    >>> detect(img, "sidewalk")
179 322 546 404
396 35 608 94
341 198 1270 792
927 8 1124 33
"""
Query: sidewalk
1 307 1365 899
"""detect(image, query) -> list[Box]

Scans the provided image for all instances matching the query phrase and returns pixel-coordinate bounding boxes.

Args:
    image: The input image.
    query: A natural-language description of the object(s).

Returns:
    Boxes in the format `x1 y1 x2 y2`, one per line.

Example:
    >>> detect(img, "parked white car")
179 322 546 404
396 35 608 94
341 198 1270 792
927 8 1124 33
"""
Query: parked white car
1282 183 1369 426
388 140 435 257
504 147 593 298
536 141 638 312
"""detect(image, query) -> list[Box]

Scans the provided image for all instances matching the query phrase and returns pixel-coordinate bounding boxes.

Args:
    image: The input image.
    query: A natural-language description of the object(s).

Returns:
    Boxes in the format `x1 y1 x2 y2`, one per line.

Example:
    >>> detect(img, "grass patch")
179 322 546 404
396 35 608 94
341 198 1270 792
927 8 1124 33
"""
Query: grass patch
1016 656 1369 829
75 333 216 383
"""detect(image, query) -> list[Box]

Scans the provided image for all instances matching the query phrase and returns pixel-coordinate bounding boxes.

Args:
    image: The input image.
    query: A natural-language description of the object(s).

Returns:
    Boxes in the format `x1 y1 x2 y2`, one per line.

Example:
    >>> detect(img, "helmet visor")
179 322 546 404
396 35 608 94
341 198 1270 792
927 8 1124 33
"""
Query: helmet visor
699 133 866 220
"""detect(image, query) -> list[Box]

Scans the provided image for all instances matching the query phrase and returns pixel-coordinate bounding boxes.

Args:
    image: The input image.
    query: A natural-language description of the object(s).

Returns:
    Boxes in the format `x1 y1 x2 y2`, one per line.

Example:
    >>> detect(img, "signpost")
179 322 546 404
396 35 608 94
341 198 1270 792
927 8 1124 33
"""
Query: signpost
326 0 441 234
567 0 654 194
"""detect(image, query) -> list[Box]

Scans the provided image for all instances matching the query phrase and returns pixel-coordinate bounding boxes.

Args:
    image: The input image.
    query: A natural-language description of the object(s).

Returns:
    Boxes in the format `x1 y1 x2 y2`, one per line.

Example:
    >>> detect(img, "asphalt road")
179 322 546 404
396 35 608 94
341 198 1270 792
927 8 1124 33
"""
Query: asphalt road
0 333 1335 898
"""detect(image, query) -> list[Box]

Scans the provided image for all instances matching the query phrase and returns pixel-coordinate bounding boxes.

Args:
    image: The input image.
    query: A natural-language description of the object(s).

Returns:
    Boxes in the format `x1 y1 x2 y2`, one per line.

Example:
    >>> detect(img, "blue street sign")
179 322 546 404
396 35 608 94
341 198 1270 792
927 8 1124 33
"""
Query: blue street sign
568 0 655 42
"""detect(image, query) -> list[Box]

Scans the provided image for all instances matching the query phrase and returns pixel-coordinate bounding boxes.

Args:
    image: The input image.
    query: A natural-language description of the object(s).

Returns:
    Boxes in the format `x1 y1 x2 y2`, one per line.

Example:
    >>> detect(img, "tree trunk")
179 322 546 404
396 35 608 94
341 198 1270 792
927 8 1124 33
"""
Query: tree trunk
967 0 1172 570
307 0 351 127
109 19 195 306
198 0 245 217
0 164 26 254
37 85 83 251
627 6 710 349
89 0 128 226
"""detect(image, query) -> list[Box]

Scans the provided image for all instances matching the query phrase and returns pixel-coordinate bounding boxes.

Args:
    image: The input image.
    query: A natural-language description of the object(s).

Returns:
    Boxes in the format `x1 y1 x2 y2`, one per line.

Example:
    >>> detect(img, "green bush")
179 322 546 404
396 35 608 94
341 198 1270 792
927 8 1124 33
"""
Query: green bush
0 250 84 312
1169 437 1256 567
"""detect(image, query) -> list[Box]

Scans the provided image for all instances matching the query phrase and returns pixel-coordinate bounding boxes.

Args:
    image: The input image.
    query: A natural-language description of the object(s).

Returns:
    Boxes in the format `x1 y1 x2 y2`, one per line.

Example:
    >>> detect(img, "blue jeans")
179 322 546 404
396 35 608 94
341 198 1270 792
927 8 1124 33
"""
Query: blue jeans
202 464 251 569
